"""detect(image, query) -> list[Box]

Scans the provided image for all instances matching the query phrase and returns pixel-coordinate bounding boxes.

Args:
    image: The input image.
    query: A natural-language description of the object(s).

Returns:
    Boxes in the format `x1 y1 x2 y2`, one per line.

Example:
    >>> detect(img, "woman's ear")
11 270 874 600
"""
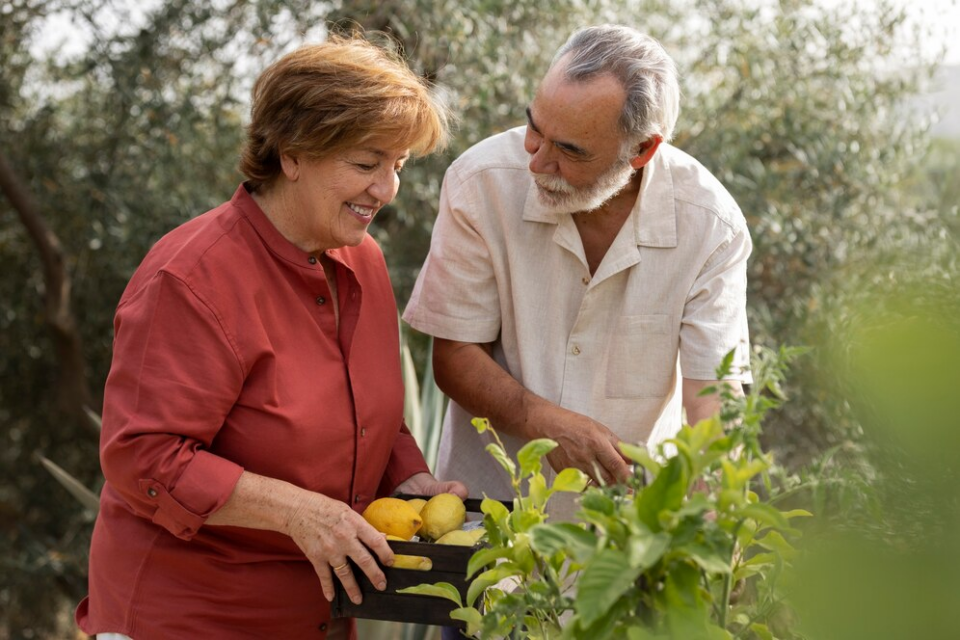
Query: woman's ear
629 135 664 170
279 153 301 181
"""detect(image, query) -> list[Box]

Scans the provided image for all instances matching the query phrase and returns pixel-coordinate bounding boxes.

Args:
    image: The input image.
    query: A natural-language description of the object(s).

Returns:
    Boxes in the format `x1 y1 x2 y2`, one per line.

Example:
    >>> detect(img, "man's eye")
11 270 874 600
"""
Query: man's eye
355 163 377 171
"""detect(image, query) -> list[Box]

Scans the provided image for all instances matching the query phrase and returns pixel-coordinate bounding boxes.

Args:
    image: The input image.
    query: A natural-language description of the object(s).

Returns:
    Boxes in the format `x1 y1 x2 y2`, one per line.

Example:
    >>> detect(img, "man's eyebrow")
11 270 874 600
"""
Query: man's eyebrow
526 106 589 158
525 106 540 132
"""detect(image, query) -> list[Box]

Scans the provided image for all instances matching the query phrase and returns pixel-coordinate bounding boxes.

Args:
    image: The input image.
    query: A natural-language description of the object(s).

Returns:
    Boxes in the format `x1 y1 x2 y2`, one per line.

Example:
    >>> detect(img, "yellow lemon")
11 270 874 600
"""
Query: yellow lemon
418 493 466 540
392 555 433 571
406 498 428 514
362 498 423 540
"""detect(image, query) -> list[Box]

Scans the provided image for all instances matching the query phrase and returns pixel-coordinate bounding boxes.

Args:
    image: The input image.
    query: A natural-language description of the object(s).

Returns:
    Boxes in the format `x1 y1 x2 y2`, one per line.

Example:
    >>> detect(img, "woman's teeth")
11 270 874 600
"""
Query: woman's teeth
347 203 374 217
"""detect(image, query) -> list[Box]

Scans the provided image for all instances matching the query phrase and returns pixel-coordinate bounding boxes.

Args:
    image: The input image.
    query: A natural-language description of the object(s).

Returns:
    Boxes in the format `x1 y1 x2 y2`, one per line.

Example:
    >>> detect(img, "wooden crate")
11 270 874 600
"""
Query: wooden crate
332 496 504 628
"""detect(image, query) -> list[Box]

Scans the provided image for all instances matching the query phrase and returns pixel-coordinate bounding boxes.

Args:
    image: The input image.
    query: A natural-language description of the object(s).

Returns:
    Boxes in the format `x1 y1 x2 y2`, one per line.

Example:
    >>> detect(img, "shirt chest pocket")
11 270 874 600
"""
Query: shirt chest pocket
605 314 678 399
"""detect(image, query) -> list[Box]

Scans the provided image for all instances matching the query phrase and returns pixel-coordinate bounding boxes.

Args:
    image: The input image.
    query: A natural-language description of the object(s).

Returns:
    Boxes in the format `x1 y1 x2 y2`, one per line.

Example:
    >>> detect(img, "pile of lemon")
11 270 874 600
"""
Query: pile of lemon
361 494 485 570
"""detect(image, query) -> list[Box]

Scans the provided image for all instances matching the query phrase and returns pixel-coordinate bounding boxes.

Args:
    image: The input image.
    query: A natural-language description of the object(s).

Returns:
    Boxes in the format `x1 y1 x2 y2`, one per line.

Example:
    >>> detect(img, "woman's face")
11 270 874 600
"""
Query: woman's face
283 145 409 253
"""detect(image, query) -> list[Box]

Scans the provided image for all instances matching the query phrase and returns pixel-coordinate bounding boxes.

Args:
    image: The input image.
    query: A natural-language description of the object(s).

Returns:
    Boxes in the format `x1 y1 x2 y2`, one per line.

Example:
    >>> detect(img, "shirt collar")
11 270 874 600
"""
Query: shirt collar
521 141 678 249
231 183 358 270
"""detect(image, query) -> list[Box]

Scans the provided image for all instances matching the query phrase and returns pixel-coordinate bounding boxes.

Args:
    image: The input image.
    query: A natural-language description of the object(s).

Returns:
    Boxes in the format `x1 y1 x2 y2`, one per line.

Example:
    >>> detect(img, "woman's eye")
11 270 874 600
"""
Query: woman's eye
355 163 377 171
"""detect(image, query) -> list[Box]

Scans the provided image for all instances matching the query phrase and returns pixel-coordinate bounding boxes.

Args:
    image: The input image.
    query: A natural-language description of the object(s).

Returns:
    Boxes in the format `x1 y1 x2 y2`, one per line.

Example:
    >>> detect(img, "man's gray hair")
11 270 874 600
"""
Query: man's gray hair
552 25 680 146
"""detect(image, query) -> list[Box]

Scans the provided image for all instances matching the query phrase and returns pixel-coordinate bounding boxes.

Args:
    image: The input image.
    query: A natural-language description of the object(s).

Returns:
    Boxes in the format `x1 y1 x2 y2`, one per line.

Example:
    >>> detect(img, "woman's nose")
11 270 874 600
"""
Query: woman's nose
369 170 399 204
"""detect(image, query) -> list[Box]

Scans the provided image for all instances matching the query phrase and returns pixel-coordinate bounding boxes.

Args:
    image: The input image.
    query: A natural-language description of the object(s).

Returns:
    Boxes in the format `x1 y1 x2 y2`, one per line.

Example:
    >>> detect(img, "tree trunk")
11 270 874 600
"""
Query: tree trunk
0 149 99 435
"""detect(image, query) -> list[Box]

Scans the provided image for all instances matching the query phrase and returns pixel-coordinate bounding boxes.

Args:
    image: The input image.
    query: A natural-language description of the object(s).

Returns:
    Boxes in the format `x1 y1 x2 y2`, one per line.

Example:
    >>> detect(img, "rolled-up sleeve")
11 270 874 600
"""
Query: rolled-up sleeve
680 220 753 383
403 166 502 343
100 271 245 540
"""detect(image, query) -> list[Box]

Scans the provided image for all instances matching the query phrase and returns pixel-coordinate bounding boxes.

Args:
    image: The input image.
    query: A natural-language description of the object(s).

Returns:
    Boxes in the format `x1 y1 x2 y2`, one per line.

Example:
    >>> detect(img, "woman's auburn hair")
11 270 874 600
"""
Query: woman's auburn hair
240 34 450 189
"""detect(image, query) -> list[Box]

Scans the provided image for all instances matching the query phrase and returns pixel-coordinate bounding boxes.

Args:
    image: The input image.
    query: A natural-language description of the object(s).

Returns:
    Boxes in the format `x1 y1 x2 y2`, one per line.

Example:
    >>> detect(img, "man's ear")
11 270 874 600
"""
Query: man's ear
629 135 663 170
279 152 301 181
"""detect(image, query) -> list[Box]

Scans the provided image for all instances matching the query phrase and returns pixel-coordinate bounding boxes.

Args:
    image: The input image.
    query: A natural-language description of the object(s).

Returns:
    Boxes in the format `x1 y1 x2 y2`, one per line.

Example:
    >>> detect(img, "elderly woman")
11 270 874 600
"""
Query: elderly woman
76 36 465 639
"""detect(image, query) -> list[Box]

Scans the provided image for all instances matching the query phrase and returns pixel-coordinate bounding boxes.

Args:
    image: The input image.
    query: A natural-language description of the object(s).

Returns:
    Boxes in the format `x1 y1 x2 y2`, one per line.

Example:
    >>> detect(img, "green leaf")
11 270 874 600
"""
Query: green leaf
618 442 662 475
471 417 490 433
580 490 616 515
750 623 775 640
530 522 598 562
684 416 725 454
627 628 671 640
38 456 100 513
481 496 510 520
528 472 549 509
782 508 813 519
756 530 797 559
636 455 687 531
466 545 514 580
509 507 545 533
743 552 779 567
485 443 517 478
401 342 423 442
482 496 513 545
396 582 462 607
737 503 789 530
517 438 558 477
450 607 483 637
575 548 644 626
626 530 670 570
467 563 522 607
552 467 589 493
680 542 732 574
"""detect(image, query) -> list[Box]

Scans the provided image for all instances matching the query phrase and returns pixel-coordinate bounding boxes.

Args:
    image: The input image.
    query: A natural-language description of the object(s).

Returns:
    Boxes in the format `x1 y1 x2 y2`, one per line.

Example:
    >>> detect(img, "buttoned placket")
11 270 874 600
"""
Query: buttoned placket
557 210 643 409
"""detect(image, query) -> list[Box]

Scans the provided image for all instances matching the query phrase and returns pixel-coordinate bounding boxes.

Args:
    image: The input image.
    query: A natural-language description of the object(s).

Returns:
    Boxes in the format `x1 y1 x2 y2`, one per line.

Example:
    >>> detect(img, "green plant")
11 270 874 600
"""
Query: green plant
402 346 810 639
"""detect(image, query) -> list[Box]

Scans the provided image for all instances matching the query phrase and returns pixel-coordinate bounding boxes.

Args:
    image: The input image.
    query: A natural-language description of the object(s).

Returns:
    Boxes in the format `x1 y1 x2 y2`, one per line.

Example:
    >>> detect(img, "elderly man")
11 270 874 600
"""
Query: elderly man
404 25 752 516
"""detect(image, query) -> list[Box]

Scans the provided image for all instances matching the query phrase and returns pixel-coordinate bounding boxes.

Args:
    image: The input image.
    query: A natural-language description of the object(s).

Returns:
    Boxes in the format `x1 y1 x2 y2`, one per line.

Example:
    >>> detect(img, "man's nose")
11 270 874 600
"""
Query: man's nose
527 143 558 175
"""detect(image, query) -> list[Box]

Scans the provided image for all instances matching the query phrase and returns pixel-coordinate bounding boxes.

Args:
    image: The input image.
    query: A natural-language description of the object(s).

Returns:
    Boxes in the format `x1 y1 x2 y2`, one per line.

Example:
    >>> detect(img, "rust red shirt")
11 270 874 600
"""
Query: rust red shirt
76 185 429 639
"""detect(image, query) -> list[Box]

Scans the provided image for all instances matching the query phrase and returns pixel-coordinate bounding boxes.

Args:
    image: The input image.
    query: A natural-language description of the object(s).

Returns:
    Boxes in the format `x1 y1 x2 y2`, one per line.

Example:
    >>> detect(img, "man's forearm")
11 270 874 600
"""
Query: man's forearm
432 338 548 441
682 378 743 426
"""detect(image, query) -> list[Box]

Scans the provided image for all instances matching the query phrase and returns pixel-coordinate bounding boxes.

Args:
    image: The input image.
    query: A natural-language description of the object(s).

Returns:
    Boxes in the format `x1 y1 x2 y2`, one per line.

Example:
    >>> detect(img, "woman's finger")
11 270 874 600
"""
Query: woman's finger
351 548 387 592
316 563 336 603
359 528 395 568
333 561 363 605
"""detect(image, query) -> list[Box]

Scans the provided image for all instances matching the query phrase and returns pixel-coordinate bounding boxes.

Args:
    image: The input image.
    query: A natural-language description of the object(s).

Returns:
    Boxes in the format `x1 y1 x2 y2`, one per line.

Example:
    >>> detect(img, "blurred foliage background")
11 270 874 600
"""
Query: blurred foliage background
1 0 957 637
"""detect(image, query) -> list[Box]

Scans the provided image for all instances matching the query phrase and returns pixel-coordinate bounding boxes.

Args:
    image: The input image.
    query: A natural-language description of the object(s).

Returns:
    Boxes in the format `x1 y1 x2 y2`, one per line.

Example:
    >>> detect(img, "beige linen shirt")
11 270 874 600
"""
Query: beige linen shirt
403 126 752 518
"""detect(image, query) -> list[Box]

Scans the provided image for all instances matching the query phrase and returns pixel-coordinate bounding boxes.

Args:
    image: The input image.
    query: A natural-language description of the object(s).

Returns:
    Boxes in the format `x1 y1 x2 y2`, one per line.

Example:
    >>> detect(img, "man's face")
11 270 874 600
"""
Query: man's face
524 59 635 214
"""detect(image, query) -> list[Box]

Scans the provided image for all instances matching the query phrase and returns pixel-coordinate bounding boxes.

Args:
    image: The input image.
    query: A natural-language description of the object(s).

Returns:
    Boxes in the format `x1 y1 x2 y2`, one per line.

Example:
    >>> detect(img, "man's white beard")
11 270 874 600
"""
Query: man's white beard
532 157 635 215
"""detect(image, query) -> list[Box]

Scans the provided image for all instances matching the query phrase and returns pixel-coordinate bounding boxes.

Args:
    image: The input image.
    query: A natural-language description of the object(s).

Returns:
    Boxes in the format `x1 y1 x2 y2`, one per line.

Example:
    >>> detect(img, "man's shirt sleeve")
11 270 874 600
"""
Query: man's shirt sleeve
403 166 503 343
680 219 753 383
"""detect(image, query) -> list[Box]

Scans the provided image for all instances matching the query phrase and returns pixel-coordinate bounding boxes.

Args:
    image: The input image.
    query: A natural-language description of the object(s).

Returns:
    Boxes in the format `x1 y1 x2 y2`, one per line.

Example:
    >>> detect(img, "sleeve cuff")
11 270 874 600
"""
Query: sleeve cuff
138 451 244 540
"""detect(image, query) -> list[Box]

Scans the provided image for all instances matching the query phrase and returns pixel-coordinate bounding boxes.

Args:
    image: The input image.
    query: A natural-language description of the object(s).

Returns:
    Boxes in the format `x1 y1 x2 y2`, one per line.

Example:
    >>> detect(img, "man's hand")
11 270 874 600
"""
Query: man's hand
394 472 468 500
433 338 632 485
534 404 632 485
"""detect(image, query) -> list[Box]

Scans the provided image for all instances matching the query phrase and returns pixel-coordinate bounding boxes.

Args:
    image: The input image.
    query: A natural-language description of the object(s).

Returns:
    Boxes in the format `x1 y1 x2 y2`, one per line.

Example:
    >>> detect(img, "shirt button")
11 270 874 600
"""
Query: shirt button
350 292 357 300
581 276 590 285
361 427 366 437
354 494 361 503
147 488 158 498
308 256 317 265
316 296 326 305
572 345 581 356
319 622 327 631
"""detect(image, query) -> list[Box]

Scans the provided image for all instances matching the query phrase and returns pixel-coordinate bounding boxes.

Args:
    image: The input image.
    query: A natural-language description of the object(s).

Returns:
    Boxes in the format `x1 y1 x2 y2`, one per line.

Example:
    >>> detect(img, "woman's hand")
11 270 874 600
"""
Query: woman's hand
283 490 394 606
394 472 468 500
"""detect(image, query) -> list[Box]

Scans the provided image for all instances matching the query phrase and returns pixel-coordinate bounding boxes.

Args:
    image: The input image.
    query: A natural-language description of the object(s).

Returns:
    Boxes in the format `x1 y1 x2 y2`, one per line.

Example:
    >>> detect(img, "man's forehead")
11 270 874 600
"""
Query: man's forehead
529 68 625 148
